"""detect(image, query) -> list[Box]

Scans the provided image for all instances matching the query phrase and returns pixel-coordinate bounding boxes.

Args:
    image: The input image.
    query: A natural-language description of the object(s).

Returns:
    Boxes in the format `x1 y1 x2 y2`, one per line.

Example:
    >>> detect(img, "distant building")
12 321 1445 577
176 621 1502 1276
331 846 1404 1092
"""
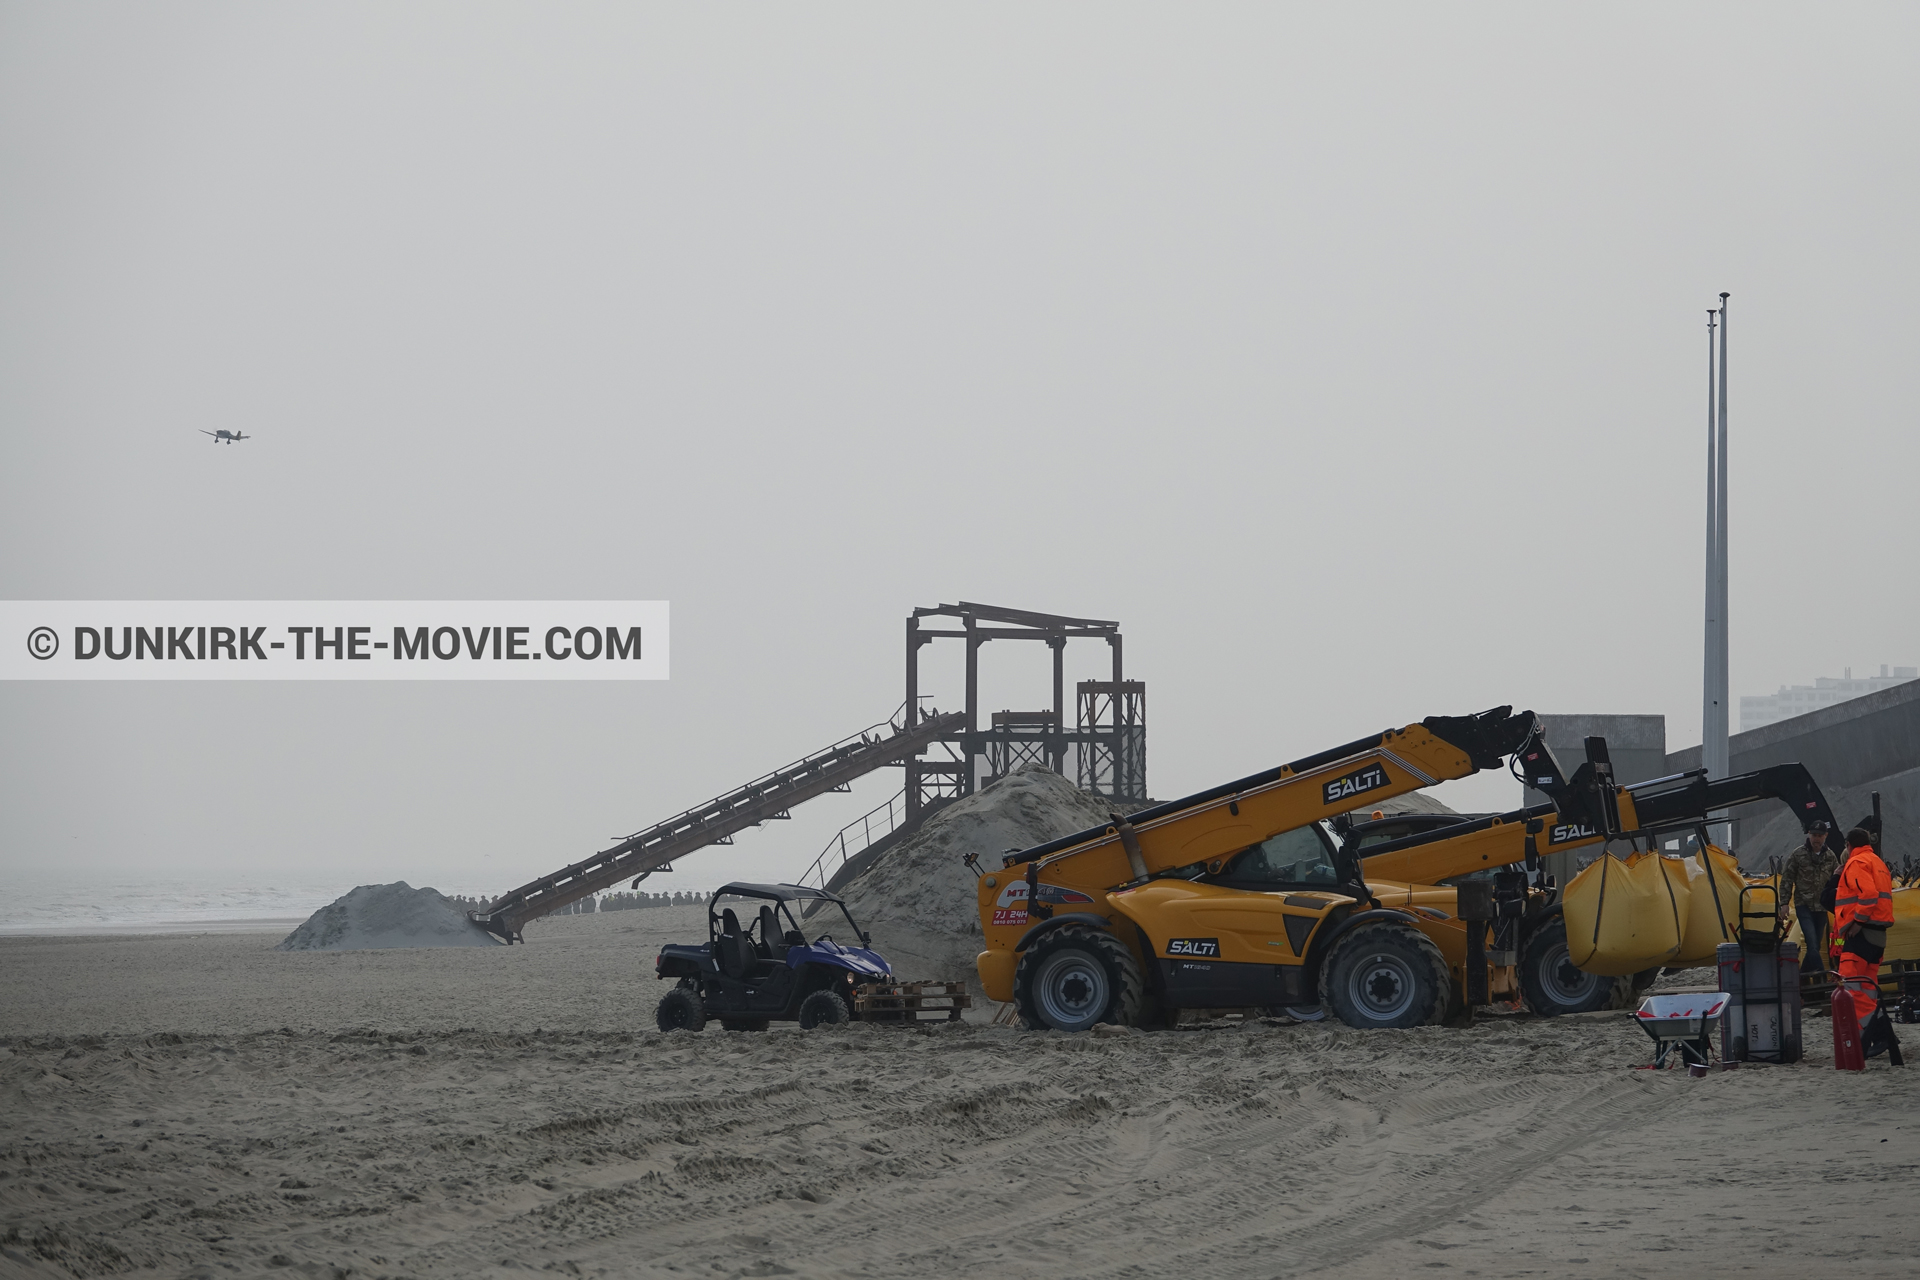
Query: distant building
1740 665 1918 732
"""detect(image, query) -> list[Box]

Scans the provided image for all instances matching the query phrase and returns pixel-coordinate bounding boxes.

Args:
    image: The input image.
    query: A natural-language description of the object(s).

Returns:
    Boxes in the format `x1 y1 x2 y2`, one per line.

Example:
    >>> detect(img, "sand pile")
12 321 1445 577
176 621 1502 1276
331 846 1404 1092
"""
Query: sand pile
276 882 502 951
836 764 1119 980
1344 791 1461 819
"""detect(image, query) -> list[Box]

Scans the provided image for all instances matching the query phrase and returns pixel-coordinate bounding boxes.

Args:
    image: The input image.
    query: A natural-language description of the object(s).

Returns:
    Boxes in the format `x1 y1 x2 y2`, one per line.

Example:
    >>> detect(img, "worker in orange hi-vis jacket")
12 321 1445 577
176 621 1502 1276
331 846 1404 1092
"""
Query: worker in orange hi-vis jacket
1833 827 1900 1061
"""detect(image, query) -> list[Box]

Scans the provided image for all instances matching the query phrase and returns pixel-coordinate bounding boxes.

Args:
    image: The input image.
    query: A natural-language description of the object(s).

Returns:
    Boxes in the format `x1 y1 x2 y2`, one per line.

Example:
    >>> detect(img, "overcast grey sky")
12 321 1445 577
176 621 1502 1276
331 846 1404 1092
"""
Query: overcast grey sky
3 4 1916 895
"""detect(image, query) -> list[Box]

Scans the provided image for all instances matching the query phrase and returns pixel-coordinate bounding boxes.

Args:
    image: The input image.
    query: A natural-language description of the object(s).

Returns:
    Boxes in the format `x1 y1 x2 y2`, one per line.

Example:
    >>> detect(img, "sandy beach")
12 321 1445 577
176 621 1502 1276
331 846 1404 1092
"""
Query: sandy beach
3 909 1913 1279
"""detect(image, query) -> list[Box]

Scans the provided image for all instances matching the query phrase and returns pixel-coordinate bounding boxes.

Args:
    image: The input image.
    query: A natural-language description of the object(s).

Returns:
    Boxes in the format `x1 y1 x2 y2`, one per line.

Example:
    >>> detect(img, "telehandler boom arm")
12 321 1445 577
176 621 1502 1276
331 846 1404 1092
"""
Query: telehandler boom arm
1001 706 1542 889
1355 754 1838 886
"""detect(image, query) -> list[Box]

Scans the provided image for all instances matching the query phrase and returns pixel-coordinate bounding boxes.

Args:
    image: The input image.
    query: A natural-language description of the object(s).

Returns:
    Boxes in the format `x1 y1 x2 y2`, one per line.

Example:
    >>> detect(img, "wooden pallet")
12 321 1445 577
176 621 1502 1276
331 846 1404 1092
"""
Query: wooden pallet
854 980 972 1024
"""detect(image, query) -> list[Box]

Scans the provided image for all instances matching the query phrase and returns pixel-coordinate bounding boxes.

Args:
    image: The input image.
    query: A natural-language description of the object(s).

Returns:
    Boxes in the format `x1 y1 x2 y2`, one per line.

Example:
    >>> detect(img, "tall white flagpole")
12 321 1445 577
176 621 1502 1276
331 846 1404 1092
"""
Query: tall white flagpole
1704 306 1719 785
1707 294 1732 847
1712 294 1730 782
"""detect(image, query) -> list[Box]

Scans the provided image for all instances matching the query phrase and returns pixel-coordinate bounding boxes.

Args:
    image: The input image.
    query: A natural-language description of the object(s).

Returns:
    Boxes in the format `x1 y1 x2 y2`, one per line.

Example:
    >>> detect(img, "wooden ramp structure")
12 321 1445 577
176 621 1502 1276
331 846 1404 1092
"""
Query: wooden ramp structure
473 708 964 942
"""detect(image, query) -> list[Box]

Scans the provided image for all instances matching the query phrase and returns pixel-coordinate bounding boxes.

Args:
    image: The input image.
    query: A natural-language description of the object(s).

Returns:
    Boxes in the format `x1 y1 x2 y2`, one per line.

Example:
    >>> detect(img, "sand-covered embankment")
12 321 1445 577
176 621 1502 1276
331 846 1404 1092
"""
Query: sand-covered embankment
275 882 501 952
833 763 1130 982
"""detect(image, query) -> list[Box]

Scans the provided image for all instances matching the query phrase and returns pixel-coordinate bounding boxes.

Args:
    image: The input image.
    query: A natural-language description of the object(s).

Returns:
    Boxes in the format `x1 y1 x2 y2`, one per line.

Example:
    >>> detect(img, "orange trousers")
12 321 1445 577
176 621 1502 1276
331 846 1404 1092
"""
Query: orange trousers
1838 951 1880 1026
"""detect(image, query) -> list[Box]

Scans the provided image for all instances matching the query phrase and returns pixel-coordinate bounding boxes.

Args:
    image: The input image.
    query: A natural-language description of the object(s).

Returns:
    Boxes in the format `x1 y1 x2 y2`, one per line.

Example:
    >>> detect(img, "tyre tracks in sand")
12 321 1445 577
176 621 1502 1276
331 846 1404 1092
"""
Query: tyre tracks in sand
0 1017 1695 1278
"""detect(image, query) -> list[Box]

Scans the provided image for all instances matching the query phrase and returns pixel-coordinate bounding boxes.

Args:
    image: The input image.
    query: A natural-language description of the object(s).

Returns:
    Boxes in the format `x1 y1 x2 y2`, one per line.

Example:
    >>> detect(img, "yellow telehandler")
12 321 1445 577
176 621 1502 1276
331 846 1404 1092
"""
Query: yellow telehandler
1350 746 1837 1020
971 710 1840 1031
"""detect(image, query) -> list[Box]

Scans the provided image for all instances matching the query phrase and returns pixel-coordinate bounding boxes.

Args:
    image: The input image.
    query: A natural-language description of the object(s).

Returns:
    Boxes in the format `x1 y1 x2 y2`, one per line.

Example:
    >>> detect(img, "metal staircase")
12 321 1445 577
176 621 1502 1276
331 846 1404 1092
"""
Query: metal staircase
473 706 965 942
796 787 954 899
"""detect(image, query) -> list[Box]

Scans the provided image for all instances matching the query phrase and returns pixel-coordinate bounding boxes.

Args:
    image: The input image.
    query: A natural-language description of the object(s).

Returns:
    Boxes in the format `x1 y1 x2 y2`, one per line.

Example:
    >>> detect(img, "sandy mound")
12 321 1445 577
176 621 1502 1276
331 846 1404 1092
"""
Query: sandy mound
835 765 1118 982
276 882 502 951
1344 791 1461 819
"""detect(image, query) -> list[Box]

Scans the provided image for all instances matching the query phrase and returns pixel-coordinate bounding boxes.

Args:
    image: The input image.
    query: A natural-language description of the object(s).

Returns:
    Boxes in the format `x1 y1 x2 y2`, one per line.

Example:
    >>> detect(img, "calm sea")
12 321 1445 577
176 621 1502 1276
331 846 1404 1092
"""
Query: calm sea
0 874 720 935
0 877 460 935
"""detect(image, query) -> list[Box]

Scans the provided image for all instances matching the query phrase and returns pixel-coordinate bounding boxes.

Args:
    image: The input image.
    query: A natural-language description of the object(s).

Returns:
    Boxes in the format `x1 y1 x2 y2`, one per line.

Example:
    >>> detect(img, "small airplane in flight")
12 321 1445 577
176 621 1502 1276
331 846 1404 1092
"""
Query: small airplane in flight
200 430 251 445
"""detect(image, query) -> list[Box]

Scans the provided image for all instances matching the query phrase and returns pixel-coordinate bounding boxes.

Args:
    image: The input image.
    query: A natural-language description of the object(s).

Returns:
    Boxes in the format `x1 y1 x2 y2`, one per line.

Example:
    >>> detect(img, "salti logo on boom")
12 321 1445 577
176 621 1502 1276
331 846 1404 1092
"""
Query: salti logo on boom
1323 762 1389 806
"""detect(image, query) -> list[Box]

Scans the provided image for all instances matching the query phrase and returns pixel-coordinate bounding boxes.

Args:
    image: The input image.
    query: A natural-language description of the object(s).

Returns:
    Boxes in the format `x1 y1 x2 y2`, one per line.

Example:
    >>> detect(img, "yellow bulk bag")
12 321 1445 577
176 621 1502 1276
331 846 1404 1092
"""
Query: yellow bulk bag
1562 849 1690 976
1786 886 1919 970
1786 886 1920 973
1889 886 1920 964
1672 844 1746 966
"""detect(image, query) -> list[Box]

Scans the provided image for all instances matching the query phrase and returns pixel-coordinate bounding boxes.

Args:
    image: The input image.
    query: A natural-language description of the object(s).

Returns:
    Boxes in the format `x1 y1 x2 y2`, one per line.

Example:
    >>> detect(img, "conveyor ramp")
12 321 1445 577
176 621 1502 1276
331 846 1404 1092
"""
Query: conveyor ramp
474 709 964 941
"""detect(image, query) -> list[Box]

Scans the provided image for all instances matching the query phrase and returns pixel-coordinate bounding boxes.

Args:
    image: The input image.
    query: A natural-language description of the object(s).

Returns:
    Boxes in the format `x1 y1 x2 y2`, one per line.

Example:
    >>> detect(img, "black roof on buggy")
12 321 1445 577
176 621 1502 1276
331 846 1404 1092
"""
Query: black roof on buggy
712 882 845 904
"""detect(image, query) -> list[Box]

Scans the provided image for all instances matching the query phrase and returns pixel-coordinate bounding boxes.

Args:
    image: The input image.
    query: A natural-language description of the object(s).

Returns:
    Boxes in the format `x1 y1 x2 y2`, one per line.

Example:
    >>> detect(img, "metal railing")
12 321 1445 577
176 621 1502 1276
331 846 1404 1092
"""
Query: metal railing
798 788 912 891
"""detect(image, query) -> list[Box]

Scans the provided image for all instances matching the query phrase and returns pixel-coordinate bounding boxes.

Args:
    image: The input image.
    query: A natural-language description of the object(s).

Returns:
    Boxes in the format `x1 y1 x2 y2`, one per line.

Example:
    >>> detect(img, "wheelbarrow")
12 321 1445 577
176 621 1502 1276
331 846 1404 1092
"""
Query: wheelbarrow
1634 992 1730 1071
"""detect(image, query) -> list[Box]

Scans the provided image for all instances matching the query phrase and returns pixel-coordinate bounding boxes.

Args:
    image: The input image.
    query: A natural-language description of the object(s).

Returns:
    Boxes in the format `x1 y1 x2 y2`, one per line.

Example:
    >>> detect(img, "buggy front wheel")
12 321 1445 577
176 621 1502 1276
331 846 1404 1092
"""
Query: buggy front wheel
798 989 851 1029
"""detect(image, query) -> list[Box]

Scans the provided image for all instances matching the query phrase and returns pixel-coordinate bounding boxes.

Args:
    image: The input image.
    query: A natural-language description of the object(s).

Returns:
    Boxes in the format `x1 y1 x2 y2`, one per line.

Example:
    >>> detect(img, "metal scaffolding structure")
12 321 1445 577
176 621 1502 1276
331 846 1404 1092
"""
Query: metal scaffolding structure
903 602 1148 820
1075 680 1146 801
468 602 1148 941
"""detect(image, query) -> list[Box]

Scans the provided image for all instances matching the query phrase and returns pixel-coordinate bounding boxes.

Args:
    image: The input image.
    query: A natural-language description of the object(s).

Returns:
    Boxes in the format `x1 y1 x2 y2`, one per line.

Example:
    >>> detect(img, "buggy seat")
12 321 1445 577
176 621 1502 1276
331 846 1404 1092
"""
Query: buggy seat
717 907 783 982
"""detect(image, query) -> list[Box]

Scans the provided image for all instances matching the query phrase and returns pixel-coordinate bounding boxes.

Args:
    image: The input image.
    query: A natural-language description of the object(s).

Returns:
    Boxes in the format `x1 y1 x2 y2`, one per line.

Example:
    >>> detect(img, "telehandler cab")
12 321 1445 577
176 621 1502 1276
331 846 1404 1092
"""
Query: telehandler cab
971 708 1839 1032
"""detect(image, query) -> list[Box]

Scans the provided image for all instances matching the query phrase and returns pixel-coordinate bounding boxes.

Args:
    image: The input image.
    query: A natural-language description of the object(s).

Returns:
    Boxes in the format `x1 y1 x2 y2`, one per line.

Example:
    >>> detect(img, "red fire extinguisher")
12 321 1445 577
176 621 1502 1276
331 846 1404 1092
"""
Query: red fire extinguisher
1833 982 1865 1071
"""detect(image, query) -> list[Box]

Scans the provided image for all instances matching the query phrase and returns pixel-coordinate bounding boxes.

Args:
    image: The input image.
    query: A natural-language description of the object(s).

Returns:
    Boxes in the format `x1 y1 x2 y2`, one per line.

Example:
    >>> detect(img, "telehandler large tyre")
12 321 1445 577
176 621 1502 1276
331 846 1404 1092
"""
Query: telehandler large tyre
1014 924 1144 1032
1519 916 1633 1016
1319 921 1450 1029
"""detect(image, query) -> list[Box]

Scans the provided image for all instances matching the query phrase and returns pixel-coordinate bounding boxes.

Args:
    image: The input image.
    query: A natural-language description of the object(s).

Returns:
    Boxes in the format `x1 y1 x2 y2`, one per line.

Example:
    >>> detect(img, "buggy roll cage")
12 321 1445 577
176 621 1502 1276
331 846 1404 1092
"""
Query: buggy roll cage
708 881 873 947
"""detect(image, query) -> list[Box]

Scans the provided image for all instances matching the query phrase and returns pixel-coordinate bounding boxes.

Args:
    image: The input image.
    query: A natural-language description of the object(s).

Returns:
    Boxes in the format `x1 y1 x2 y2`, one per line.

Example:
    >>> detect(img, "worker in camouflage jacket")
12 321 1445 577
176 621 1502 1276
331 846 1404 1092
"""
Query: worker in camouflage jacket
1778 820 1839 975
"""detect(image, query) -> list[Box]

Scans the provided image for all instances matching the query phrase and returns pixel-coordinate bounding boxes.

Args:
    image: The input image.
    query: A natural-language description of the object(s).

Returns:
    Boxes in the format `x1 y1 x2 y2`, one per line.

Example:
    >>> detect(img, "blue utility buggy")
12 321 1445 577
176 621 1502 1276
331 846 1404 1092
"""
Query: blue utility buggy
654 882 892 1031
